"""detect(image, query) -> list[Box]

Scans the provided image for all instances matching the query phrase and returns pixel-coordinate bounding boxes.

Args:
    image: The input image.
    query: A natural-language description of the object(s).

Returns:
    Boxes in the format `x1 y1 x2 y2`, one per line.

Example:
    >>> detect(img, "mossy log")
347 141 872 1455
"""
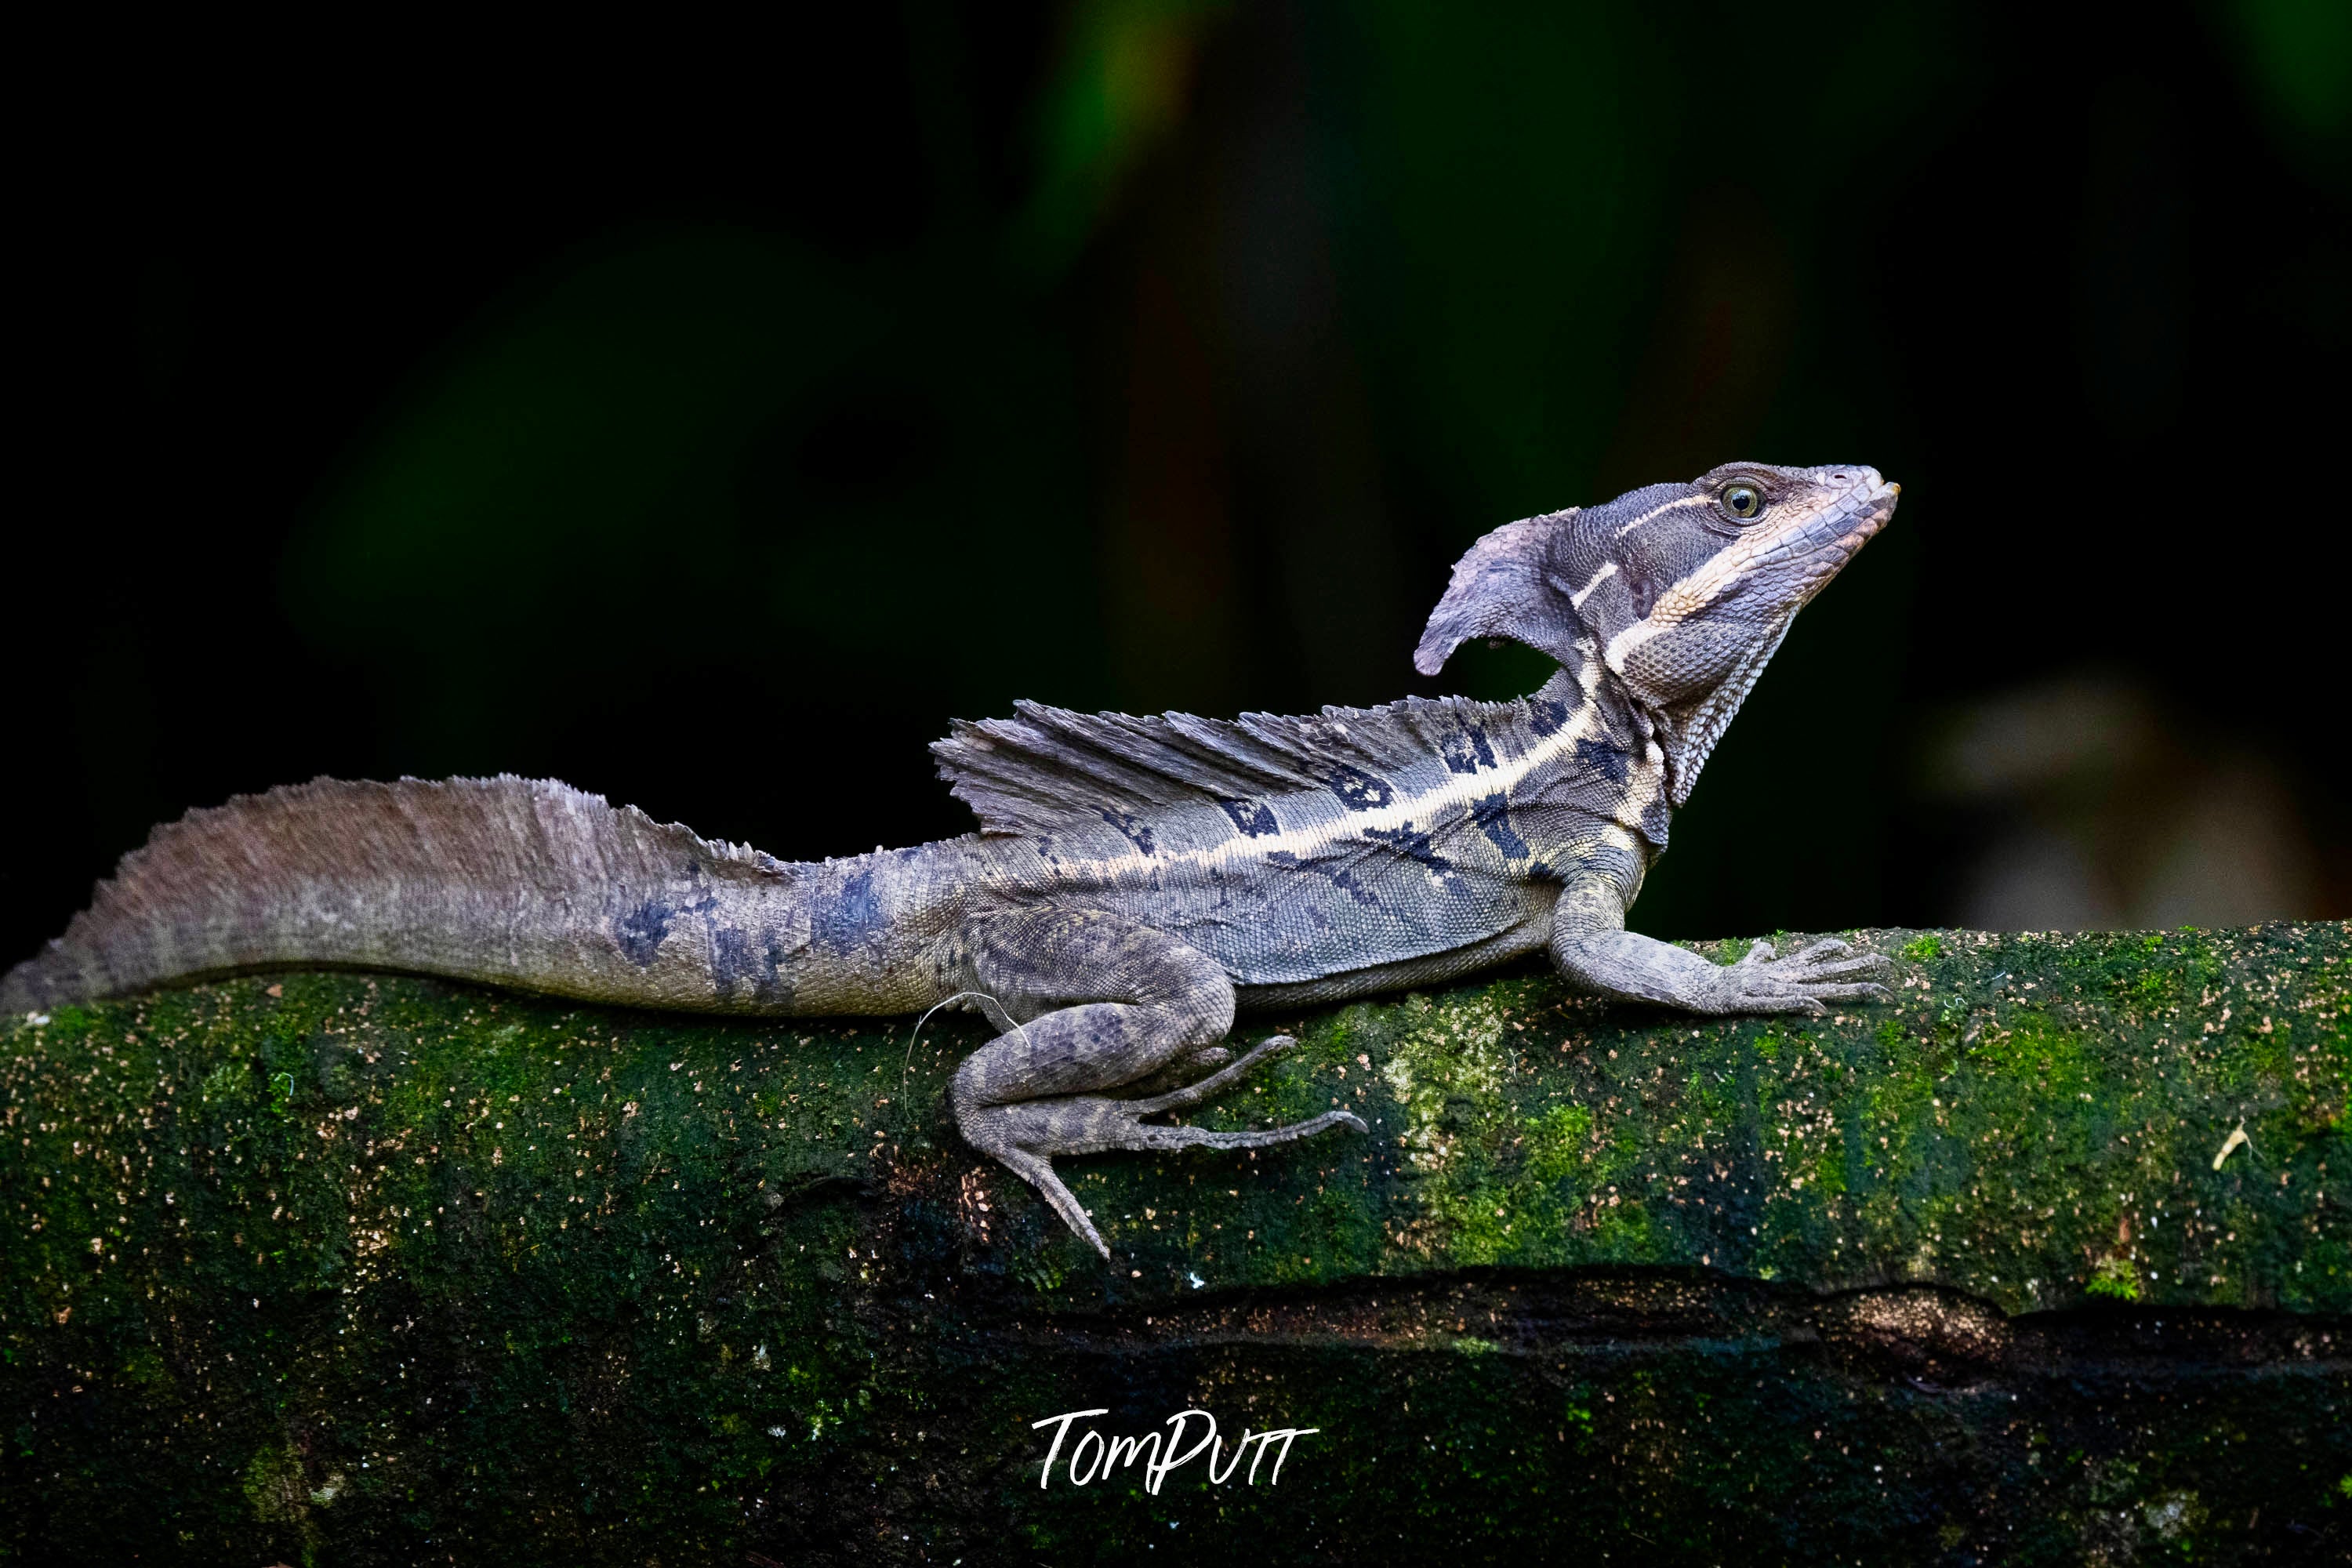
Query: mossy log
4 924 2347 1564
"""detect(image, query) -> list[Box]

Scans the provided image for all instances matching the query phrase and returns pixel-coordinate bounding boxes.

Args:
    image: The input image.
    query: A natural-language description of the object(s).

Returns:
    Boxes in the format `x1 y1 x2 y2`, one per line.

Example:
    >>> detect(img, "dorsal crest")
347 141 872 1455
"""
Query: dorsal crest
931 696 1558 837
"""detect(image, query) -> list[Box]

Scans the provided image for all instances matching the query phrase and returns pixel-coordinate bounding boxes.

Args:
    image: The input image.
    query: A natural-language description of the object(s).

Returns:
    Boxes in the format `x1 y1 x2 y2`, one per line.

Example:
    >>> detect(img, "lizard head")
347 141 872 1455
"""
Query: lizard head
1415 463 1898 803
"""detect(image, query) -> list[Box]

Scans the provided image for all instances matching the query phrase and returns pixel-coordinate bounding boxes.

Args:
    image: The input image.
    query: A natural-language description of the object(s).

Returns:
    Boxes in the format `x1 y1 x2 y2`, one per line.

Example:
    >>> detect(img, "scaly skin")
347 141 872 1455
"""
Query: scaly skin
3 463 1899 1256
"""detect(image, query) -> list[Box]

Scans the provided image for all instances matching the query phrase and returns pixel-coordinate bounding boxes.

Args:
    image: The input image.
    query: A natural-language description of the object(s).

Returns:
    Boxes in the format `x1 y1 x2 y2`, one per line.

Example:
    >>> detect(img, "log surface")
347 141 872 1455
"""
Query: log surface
4 924 2347 1563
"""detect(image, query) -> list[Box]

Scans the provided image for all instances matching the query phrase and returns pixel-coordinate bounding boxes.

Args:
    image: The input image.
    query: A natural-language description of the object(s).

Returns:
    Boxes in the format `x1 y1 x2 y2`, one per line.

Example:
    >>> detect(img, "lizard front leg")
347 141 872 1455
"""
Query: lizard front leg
948 907 1364 1258
1548 870 1893 1016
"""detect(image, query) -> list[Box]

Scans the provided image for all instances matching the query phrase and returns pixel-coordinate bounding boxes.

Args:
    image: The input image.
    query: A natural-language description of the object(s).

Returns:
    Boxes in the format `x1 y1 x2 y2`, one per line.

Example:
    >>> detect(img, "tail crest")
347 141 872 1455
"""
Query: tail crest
0 776 800 1012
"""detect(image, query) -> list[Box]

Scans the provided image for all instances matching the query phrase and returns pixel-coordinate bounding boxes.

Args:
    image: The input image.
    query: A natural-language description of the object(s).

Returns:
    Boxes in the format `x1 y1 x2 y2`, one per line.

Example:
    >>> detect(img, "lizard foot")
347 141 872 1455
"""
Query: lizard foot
960 1034 1368 1259
1127 1042 1232 1097
1711 937 1894 1015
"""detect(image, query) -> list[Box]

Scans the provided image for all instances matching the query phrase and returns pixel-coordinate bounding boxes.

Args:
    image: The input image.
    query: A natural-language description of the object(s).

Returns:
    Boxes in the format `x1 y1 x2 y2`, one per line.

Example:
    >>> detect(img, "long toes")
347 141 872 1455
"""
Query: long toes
1730 992 1829 1016
1791 981 1892 1004
1203 1031 1297 1080
1127 1042 1236 1098
1787 955 1894 984
994 1148 1110 1258
1781 938 1854 964
1123 1033 1299 1115
1177 1108 1364 1150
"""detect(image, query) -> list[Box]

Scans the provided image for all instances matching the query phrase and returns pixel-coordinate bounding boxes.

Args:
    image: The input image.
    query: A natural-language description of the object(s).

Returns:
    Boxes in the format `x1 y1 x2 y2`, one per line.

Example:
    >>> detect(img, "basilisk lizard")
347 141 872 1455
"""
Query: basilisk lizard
3 463 1900 1255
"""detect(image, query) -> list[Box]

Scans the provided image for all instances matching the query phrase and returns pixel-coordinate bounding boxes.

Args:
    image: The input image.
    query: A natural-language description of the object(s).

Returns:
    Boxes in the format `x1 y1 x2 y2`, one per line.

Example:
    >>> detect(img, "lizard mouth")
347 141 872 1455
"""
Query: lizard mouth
1828 472 1899 549
1784 474 1896 603
1842 470 1900 539
1844 491 1900 557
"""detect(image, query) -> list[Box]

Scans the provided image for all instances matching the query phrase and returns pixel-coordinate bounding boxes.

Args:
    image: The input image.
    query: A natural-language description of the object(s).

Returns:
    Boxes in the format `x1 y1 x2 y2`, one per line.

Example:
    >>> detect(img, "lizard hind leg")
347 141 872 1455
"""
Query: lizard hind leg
964 1034 1366 1261
948 909 1366 1259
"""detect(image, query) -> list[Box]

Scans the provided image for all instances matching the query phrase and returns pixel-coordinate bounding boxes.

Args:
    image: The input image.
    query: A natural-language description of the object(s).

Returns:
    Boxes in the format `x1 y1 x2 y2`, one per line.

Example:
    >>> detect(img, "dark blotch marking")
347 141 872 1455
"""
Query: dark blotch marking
710 926 790 1004
1327 765 1393 811
812 869 882 953
1218 797 1279 837
1471 793 1531 860
1323 867 1383 909
1574 738 1631 786
1364 822 1454 873
1102 810 1158 856
1266 850 1300 868
1441 724 1497 775
614 900 674 967
1528 698 1570 737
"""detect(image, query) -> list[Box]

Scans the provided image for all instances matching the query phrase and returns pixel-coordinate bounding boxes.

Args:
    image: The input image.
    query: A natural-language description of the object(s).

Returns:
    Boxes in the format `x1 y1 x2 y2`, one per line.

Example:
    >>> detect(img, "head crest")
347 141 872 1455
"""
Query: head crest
1414 465 1898 804
1411 510 1584 677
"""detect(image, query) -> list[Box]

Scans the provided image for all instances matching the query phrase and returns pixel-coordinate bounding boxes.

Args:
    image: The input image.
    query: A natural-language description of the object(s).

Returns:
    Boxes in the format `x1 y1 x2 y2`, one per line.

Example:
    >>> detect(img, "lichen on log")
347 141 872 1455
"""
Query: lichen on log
3 924 2347 1563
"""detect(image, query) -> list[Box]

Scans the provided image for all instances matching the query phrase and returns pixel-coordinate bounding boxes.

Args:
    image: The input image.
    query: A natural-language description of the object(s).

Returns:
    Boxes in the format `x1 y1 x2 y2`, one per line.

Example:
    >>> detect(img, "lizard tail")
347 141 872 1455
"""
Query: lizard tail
1 776 823 1014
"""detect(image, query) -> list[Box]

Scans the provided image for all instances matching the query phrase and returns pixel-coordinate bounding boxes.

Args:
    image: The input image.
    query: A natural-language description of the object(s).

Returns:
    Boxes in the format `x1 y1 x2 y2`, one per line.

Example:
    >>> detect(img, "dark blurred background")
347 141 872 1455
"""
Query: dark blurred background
9 0 2349 970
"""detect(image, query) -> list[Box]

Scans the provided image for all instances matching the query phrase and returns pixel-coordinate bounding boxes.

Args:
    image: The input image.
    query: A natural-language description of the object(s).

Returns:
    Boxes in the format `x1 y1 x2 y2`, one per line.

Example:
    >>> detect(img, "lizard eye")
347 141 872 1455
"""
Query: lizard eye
1719 482 1764 521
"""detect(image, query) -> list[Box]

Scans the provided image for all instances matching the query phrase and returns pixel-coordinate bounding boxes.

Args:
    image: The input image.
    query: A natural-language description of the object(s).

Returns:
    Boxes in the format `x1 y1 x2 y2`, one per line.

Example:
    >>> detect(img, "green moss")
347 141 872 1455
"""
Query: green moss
4 924 2349 1562
2087 1254 2144 1301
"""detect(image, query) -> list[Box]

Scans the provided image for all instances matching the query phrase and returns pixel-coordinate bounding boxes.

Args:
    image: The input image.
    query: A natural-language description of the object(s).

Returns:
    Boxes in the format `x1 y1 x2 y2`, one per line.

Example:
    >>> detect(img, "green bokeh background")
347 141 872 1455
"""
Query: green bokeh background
11 0 2349 956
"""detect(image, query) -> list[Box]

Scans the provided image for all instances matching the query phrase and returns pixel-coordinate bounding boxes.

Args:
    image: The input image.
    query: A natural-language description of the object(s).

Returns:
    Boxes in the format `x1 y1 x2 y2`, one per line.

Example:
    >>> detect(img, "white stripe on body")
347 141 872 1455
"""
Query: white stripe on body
984 644 1662 895
1568 561 1617 608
